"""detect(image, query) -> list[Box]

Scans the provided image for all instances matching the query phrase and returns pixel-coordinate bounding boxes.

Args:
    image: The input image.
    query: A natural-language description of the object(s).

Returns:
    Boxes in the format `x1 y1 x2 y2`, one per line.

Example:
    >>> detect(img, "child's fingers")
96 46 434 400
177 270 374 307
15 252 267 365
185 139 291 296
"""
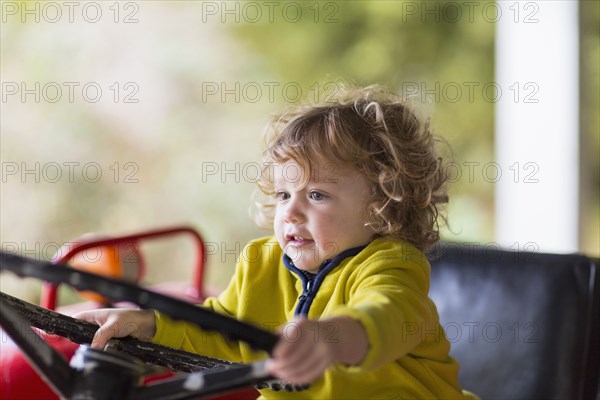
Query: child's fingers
91 328 109 349
273 316 313 357
273 339 333 383
280 354 330 384
72 309 104 324
273 322 305 359
275 336 313 369
268 318 335 384
268 350 329 384
91 318 120 349
72 309 136 349
72 308 118 326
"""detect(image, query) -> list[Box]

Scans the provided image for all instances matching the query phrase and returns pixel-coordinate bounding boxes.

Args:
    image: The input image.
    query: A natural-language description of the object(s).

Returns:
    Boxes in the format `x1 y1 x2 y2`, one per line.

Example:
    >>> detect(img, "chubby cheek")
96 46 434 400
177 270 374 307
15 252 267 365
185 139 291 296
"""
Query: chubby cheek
318 209 370 251
315 241 342 262
311 212 342 252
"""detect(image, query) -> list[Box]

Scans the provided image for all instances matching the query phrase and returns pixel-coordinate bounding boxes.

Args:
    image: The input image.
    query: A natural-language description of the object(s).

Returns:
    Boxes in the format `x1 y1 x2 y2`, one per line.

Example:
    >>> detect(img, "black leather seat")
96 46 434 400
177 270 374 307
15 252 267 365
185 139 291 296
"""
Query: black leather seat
428 243 599 400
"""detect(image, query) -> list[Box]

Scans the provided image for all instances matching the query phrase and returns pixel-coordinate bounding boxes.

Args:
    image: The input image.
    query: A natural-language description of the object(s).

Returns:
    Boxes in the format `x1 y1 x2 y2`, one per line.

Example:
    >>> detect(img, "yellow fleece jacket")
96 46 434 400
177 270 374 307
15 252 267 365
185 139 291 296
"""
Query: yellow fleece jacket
152 236 467 399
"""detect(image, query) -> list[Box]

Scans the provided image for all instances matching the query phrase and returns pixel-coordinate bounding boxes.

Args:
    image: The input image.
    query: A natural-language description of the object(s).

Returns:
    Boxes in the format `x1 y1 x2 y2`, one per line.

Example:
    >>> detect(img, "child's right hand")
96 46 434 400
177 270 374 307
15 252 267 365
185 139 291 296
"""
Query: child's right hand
72 308 156 350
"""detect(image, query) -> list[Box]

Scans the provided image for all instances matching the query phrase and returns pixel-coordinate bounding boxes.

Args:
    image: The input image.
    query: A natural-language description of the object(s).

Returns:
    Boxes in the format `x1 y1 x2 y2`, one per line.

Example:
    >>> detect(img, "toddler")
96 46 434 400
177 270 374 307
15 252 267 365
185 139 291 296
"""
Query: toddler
76 85 474 399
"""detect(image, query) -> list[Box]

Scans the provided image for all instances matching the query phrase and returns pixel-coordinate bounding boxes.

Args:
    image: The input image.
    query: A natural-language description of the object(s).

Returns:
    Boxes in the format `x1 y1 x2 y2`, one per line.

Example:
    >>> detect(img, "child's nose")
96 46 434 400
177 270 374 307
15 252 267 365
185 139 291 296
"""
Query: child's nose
283 197 305 223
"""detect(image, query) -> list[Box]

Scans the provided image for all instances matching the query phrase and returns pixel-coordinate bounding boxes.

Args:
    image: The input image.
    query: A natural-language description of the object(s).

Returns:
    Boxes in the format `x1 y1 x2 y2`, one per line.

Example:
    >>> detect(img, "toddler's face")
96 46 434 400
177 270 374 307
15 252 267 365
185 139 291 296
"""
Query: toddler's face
273 159 374 273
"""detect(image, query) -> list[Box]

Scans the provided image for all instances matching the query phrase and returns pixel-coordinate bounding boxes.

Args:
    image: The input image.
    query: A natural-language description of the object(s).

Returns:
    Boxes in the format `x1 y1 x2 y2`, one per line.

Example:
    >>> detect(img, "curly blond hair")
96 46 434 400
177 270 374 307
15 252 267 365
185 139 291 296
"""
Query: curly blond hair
256 85 449 252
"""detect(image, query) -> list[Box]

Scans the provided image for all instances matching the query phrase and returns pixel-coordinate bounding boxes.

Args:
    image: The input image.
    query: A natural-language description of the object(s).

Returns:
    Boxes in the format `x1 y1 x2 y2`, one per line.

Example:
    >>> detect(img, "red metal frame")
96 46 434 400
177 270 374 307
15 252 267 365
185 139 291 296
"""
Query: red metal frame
40 226 206 310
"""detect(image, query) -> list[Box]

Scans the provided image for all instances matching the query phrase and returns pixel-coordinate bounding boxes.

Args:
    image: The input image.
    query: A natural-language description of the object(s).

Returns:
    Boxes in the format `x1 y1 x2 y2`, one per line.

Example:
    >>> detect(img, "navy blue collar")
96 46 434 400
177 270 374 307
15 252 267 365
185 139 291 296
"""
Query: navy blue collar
283 244 368 316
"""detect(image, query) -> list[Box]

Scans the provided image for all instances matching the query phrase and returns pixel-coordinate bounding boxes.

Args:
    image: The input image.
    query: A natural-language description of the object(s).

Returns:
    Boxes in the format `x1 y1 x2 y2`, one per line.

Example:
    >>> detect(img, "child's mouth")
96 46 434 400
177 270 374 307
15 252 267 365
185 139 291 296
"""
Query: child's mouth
286 235 314 247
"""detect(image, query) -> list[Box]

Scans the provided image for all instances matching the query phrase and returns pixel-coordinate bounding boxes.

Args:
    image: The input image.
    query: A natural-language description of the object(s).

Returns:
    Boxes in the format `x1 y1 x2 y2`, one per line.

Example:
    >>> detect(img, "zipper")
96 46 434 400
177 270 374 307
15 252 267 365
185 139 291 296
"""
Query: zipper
305 279 313 292
297 274 314 314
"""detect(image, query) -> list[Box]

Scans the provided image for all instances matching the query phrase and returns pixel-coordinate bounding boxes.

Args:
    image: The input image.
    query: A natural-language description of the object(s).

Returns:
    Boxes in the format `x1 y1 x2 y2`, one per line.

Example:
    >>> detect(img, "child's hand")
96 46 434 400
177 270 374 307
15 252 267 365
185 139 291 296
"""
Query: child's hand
72 308 156 350
266 316 368 385
266 317 335 384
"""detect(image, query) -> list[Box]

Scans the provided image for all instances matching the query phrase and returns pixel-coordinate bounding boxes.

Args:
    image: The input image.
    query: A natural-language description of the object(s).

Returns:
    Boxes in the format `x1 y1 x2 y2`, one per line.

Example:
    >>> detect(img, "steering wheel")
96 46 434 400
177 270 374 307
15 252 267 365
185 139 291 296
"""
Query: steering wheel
0 251 306 400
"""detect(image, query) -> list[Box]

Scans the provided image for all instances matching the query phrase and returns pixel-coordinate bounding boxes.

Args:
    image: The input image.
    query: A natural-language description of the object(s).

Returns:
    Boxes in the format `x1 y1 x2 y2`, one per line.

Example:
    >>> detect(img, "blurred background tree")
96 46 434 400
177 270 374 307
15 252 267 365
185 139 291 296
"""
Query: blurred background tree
1 0 597 304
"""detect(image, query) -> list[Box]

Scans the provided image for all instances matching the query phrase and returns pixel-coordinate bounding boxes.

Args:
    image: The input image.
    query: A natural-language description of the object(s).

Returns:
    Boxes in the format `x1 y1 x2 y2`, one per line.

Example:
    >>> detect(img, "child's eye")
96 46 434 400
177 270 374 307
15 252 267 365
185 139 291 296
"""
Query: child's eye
309 191 326 201
276 191 290 201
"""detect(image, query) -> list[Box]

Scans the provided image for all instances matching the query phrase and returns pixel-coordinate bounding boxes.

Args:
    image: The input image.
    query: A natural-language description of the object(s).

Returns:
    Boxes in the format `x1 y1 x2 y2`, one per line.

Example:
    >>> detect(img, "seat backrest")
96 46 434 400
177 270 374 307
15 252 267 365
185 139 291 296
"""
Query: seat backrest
428 243 599 400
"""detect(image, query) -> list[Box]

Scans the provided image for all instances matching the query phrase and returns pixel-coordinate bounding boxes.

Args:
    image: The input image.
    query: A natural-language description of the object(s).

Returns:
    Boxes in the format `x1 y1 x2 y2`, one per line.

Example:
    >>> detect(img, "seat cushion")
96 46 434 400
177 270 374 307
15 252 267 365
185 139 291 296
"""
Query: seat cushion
428 243 599 400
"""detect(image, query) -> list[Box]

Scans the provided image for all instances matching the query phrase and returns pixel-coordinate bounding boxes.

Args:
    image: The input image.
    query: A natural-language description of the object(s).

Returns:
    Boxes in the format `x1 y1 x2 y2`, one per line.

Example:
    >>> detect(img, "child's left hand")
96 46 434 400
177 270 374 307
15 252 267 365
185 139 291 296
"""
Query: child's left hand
266 316 368 384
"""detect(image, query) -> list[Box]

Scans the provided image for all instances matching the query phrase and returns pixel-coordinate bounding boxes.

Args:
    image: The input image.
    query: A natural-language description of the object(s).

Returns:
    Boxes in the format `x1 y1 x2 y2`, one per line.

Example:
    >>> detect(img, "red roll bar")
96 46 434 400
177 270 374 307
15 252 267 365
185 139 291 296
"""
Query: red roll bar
40 226 206 310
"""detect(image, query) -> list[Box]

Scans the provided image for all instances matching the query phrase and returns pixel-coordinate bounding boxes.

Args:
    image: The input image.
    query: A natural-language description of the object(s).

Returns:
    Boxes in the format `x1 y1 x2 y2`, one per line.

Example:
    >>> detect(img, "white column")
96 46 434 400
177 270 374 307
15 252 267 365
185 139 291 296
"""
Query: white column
495 1 579 253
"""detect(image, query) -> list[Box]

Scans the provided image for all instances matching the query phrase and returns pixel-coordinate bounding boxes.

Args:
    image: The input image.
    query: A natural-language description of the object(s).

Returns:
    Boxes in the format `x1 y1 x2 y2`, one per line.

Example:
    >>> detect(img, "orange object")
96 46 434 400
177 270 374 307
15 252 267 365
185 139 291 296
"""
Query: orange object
53 235 142 304
70 245 125 303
